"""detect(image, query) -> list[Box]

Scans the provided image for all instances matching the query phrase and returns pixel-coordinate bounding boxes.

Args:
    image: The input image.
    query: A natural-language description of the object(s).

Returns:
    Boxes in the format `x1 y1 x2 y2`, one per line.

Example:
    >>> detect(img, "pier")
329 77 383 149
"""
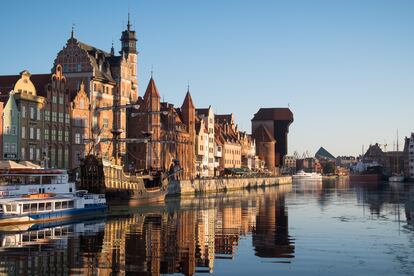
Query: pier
167 176 292 196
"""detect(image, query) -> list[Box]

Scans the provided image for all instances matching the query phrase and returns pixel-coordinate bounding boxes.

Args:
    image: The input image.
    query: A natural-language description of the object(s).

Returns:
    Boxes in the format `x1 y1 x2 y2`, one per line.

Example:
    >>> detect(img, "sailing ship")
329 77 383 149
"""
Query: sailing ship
78 103 183 204
389 130 405 183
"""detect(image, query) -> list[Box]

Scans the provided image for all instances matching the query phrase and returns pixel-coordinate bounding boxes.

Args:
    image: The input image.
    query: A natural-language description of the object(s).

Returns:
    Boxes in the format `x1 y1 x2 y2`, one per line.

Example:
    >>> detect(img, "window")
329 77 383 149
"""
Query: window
36 148 40 160
29 148 34 160
65 113 70 124
52 112 57 122
37 108 41 120
11 126 16 135
21 126 26 139
76 64 81 72
103 118 109 128
59 96 64 105
10 143 16 153
45 110 50 121
21 147 25 160
46 202 52 210
64 148 69 168
64 130 69 142
55 202 61 210
23 204 30 212
80 99 84 109
58 112 64 123
30 107 35 119
52 96 57 104
4 143 10 153
58 130 62 141
75 133 81 144
37 128 41 140
21 105 26 118
30 127 34 139
44 129 49 140
51 129 56 140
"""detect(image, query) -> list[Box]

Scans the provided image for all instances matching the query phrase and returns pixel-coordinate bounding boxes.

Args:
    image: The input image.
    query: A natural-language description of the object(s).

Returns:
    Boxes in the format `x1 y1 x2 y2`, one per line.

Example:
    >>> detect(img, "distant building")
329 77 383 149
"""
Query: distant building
252 125 275 174
296 157 322 173
196 107 215 177
336 156 356 168
405 133 414 180
315 147 335 161
363 143 405 176
251 108 294 170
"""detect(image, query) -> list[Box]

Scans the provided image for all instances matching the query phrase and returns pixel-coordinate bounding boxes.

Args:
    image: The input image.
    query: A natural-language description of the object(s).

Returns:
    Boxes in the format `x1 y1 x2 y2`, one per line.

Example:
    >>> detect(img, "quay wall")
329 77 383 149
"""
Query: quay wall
167 176 292 196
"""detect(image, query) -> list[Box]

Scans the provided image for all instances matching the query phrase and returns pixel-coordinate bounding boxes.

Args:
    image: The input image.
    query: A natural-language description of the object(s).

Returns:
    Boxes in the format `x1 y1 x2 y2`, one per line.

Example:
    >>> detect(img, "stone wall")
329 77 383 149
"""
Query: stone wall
167 176 292 196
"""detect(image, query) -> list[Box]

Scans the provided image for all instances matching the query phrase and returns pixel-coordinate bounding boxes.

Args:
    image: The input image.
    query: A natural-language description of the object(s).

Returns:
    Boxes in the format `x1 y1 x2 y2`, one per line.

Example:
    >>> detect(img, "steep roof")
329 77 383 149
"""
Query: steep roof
196 108 209 117
181 91 195 110
252 108 293 122
253 125 275 143
315 147 336 160
143 77 160 99
215 114 234 125
77 39 116 83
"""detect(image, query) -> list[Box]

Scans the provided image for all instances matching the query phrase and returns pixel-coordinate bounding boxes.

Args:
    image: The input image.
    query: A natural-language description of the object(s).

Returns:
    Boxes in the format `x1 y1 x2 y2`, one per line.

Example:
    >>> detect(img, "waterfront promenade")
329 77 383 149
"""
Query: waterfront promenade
168 175 292 195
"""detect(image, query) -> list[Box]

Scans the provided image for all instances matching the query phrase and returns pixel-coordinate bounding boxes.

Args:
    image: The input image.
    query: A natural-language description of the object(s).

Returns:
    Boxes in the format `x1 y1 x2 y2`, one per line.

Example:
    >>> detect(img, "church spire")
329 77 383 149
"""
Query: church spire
120 12 137 55
127 12 131 31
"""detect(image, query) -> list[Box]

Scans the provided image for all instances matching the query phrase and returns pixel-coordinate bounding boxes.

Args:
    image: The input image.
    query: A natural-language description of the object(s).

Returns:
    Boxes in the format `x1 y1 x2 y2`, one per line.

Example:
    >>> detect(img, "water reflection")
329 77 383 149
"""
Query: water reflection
0 185 293 275
1 181 414 275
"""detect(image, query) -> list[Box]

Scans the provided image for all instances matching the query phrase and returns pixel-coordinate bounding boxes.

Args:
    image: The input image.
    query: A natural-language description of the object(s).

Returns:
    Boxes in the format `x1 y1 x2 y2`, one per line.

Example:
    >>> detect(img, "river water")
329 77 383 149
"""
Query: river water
0 179 414 275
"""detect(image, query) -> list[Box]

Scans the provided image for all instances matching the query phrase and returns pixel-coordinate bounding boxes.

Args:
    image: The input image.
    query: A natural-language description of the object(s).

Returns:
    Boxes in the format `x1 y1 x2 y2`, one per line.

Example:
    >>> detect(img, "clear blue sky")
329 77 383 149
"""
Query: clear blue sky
1 0 413 156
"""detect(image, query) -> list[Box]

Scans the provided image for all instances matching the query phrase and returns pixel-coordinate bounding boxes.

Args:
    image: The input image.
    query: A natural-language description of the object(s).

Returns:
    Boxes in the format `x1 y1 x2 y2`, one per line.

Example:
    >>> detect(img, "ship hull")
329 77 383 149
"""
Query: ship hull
349 174 381 182
0 206 107 226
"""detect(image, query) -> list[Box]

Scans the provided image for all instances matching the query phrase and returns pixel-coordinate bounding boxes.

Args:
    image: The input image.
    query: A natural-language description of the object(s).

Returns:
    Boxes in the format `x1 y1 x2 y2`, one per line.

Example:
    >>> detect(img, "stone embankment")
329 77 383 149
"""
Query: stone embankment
167 176 292 196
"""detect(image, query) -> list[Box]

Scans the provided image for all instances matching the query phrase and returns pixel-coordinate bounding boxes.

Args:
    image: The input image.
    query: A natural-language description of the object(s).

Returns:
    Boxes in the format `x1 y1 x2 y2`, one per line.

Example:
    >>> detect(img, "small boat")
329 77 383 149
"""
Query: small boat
389 174 405 183
0 190 107 226
292 170 322 180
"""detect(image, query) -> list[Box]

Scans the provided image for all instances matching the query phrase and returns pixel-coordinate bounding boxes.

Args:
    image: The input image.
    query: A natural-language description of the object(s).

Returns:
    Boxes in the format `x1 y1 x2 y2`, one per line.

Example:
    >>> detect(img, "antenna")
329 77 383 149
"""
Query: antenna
150 65 154 78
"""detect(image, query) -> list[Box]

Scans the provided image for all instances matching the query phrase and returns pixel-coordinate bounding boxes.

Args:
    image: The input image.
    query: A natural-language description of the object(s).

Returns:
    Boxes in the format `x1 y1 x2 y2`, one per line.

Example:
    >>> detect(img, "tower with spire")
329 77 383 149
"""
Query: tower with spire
120 13 137 55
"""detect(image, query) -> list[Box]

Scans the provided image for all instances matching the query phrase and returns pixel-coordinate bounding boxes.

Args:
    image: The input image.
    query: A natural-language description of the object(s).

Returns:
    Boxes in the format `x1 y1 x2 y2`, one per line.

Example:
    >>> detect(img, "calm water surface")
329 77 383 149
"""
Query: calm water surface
1 179 414 275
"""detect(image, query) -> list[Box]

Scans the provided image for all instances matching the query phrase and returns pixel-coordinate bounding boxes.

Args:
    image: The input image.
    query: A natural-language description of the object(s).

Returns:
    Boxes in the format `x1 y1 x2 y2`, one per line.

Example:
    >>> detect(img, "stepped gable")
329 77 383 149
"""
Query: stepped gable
253 124 275 143
315 147 336 160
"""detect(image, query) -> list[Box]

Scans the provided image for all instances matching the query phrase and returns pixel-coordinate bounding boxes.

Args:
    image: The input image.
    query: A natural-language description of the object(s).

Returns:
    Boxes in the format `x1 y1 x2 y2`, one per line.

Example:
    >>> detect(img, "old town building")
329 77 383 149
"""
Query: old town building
215 123 242 171
70 81 91 169
0 71 46 163
252 108 294 169
42 65 71 169
127 77 196 179
252 124 276 174
54 18 138 163
0 67 72 169
196 107 215 177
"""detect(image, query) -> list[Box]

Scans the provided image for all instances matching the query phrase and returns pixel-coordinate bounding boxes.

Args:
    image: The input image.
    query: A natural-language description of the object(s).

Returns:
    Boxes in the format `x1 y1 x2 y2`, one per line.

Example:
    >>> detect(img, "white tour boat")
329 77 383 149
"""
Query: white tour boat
292 170 323 180
0 169 75 198
0 190 106 226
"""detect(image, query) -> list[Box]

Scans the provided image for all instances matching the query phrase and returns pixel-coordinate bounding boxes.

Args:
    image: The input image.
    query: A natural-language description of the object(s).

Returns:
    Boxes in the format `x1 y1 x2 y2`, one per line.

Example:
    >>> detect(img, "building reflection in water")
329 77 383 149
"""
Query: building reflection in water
0 186 294 275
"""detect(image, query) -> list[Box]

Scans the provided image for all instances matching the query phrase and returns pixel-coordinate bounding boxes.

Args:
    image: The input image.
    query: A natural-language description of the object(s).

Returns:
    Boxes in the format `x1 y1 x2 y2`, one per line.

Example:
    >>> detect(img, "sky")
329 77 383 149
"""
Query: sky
0 0 413 156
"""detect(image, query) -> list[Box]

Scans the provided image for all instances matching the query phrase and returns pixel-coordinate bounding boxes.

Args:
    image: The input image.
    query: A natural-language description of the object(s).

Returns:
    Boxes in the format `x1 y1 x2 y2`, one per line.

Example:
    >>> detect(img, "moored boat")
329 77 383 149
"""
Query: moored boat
0 190 106 226
389 174 405 183
0 169 75 198
292 170 322 180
